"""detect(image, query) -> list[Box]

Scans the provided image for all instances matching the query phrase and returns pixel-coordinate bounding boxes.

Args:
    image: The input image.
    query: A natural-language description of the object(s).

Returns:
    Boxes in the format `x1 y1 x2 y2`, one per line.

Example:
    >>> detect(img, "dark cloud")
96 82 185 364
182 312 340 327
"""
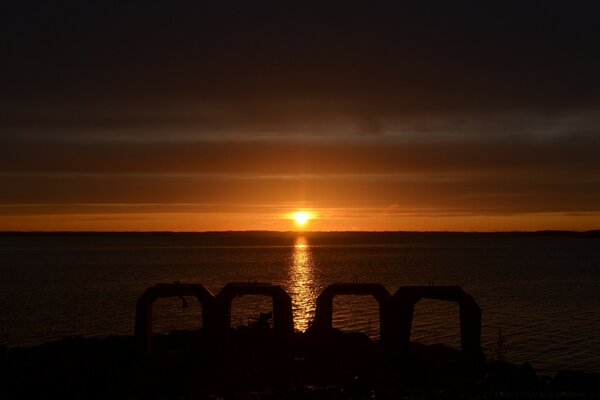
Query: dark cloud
2 170 600 216
1 129 599 175
1 129 599 216
2 1 600 127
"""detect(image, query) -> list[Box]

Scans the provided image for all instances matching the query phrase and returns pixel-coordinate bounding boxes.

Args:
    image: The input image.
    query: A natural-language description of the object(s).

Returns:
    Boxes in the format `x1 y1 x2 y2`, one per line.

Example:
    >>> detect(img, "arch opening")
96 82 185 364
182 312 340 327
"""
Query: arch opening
152 296 203 334
134 283 216 357
216 283 294 344
230 294 274 329
309 283 392 343
391 286 482 359
332 295 381 339
410 298 461 348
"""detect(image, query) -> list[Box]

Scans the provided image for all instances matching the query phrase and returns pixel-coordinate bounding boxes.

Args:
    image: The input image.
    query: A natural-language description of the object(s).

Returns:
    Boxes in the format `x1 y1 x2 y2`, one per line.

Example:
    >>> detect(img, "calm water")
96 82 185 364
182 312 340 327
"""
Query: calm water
1 232 599 374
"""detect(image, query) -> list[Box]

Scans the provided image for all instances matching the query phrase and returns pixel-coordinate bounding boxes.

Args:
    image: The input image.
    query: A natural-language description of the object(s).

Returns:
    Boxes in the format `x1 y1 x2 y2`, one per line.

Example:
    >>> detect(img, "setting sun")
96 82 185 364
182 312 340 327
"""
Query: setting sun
292 212 312 227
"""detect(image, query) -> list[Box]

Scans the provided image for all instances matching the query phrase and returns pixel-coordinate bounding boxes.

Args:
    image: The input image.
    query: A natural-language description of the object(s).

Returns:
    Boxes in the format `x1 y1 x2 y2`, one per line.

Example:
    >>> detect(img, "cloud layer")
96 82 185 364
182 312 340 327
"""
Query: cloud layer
2 1 600 230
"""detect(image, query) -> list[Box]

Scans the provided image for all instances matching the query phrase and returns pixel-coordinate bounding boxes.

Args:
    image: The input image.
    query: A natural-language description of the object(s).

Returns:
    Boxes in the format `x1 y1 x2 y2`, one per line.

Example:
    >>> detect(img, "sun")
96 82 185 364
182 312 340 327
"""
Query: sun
291 211 312 228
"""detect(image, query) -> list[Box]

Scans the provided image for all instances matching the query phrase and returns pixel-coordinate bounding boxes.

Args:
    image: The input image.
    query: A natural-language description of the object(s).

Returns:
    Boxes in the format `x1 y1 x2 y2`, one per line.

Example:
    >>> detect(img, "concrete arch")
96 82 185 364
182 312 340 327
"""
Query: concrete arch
134 283 216 357
391 286 482 359
309 283 392 343
216 282 294 343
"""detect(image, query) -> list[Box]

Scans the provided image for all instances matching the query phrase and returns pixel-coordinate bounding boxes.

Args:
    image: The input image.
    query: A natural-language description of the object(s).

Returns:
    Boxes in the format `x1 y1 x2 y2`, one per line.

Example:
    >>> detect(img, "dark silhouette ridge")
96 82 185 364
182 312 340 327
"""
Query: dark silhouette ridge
248 310 273 329
134 282 482 363
5 282 600 399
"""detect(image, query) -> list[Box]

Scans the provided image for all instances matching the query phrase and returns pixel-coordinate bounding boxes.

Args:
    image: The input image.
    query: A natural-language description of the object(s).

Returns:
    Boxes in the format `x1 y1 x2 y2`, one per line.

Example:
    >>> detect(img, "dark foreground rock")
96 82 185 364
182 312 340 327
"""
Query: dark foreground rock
1 330 599 399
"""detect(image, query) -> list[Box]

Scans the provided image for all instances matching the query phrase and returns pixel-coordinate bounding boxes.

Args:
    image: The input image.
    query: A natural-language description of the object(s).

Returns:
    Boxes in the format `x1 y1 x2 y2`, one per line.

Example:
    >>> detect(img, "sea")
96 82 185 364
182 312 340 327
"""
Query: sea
1 231 599 375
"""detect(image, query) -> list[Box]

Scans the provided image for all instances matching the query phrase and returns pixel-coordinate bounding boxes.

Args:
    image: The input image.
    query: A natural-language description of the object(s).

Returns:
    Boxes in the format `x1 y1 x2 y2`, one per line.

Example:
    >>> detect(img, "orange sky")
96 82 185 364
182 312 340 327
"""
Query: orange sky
2 128 600 231
2 123 600 232
2 211 600 232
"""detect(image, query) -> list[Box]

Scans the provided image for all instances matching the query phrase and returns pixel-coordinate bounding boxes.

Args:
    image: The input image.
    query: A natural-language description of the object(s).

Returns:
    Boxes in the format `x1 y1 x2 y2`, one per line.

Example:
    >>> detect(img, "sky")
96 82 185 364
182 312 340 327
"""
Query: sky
1 1 600 231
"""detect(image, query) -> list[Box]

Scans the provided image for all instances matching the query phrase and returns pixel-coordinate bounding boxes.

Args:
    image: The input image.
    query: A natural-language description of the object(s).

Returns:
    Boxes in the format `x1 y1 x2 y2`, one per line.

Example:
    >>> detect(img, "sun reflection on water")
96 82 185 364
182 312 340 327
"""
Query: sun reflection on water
288 236 318 332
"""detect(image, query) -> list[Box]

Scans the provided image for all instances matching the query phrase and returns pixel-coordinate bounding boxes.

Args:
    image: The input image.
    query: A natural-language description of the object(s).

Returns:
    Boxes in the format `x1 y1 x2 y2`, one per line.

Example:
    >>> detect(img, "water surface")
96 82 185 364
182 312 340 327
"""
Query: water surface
1 232 599 374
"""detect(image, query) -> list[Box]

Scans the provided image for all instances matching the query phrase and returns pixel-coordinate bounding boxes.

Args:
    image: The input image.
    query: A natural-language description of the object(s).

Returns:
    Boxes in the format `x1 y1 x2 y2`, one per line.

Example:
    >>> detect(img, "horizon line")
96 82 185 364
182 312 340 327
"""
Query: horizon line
1 229 599 234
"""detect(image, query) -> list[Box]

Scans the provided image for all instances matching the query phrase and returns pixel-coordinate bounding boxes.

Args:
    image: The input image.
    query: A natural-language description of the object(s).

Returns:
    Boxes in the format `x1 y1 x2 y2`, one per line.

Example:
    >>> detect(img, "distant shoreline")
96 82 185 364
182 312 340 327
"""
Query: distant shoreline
1 230 599 238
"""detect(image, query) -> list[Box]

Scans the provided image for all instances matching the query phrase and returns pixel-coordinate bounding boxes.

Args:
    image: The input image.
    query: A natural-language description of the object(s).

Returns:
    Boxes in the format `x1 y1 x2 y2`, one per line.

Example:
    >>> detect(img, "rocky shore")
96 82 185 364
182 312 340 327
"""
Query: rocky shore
1 329 599 399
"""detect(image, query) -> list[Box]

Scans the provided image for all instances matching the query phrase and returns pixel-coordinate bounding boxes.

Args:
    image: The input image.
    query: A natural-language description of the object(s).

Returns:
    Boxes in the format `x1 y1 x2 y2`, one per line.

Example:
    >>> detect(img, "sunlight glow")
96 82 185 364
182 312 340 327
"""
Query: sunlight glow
291 211 313 227
288 236 317 331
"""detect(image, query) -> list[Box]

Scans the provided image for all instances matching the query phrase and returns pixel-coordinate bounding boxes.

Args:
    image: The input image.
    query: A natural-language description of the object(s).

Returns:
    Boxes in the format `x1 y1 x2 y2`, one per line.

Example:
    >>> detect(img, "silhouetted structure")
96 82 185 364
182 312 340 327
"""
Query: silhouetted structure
134 283 216 356
309 283 393 344
134 282 483 360
248 311 273 328
8 240 600 396
391 286 482 360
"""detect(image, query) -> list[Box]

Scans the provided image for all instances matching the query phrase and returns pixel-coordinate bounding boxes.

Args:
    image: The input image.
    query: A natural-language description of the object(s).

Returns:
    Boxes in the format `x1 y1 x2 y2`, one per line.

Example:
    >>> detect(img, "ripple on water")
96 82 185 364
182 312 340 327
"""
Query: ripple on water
1 233 600 374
